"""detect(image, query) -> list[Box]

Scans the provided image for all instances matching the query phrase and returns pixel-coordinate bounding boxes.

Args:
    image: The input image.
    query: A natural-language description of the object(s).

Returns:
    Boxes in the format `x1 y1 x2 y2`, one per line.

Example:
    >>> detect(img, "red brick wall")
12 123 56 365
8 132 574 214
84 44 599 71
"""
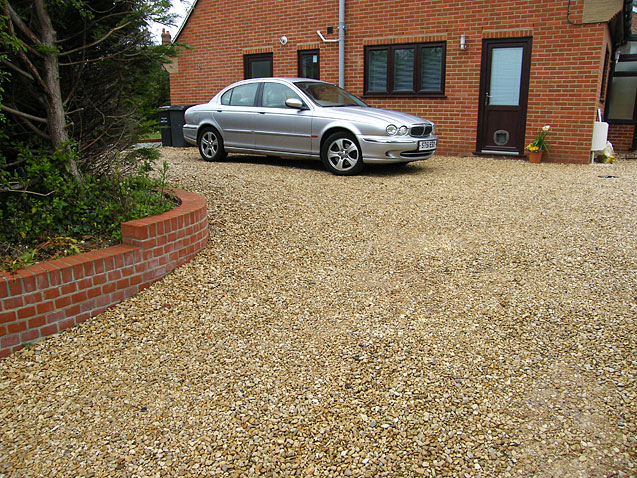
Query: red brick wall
170 0 613 163
608 124 634 152
0 189 208 358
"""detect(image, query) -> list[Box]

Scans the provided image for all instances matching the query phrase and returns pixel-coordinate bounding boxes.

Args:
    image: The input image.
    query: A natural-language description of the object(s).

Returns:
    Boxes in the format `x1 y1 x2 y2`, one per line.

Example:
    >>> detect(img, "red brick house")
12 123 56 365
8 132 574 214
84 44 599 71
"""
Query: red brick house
168 0 633 163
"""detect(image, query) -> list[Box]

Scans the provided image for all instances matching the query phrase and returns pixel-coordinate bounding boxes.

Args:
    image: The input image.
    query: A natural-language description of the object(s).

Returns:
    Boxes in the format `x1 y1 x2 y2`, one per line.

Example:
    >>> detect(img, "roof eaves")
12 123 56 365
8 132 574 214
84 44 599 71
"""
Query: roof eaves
173 0 199 43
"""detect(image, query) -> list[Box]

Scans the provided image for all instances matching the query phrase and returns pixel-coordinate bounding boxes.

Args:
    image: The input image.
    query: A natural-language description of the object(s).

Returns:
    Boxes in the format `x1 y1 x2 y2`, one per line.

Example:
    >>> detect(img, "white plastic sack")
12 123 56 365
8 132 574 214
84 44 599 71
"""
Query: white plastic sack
597 141 615 164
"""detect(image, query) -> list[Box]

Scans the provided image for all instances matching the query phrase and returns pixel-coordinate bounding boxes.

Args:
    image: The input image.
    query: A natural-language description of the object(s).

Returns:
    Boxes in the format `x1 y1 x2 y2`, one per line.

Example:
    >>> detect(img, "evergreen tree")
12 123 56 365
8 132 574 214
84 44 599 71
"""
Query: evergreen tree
0 0 181 254
0 0 178 184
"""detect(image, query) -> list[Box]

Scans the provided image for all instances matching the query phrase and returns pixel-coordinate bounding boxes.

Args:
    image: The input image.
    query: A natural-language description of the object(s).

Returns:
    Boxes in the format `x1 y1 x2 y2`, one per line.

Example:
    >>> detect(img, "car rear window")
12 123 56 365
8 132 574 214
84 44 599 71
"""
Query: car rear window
228 83 259 107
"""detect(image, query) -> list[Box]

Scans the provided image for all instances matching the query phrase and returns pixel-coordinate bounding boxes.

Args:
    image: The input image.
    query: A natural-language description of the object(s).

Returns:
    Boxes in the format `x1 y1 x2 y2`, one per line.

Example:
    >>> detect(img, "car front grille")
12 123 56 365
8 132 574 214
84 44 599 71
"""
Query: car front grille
410 125 433 137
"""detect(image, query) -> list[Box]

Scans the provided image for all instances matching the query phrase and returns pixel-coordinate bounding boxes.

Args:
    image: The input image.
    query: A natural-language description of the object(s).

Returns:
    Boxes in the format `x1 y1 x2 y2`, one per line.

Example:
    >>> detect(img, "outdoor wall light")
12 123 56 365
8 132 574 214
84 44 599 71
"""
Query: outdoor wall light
280 35 288 45
460 34 467 51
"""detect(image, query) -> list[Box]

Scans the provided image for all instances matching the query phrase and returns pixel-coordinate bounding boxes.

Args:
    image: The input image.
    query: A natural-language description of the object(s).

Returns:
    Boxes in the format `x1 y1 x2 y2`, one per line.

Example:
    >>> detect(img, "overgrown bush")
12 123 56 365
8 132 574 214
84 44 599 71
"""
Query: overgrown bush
0 0 182 271
0 145 174 270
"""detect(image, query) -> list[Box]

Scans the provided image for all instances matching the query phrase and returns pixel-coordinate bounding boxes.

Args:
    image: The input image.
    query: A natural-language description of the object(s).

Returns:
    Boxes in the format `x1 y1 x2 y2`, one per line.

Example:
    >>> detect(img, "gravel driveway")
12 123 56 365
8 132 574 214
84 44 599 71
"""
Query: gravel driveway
1 150 636 477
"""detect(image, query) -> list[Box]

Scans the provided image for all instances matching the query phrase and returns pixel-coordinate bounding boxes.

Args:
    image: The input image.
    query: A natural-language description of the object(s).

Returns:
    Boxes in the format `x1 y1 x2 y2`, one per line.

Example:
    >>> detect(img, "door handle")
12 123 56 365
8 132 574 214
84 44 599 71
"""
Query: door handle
484 92 490 106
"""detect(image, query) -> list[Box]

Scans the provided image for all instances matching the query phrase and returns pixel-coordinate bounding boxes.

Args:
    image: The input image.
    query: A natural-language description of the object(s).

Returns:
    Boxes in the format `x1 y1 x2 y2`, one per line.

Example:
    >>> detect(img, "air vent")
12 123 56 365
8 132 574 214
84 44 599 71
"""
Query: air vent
410 125 433 137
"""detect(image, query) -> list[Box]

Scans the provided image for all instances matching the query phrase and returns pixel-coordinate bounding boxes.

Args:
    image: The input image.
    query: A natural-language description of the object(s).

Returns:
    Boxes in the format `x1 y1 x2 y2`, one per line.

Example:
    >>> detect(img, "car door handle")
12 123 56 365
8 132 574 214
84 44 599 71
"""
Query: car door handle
259 111 266 115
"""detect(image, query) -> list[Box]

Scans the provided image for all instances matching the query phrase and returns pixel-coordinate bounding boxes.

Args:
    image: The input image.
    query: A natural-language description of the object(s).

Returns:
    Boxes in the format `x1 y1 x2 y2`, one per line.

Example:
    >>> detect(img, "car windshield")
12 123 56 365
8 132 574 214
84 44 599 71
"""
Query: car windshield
295 81 368 107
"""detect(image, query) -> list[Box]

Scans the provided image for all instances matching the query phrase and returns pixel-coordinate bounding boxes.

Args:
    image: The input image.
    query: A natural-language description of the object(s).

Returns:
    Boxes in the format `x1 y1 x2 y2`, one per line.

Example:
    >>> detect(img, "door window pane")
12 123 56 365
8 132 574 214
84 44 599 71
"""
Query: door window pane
262 83 302 108
607 76 637 120
393 48 414 91
421 46 443 91
229 83 259 106
614 61 637 73
489 47 523 106
299 51 319 79
368 50 387 92
617 40 637 55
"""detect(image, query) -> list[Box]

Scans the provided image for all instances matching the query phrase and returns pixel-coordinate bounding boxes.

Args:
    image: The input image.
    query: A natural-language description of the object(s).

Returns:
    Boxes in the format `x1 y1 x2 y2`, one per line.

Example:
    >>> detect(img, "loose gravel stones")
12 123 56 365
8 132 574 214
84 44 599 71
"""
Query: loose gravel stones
1 151 635 477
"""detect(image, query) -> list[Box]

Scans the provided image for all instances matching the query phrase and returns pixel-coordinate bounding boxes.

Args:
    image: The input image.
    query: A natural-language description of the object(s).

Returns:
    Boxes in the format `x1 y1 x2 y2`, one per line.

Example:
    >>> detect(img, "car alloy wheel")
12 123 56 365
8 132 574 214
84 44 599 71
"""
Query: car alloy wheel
322 132 364 175
198 127 226 162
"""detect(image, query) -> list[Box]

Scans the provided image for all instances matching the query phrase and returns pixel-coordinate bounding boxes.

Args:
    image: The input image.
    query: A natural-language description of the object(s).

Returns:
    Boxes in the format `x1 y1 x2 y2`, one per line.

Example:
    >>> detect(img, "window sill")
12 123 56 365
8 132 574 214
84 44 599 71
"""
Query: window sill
363 93 447 99
606 119 637 124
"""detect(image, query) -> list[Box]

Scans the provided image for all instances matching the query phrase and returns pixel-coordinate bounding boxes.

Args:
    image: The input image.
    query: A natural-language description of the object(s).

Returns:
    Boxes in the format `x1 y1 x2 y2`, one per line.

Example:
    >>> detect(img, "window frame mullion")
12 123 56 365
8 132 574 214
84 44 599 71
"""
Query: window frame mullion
363 41 446 98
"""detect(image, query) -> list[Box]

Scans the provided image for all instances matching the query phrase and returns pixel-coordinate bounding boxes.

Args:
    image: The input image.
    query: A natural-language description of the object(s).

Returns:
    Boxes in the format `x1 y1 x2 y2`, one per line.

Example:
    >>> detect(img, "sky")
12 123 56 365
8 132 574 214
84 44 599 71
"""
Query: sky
149 0 192 44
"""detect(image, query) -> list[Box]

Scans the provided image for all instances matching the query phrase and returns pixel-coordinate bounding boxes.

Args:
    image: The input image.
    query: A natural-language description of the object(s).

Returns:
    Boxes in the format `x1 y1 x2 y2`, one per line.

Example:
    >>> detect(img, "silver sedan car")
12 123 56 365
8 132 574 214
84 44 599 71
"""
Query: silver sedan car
183 78 438 175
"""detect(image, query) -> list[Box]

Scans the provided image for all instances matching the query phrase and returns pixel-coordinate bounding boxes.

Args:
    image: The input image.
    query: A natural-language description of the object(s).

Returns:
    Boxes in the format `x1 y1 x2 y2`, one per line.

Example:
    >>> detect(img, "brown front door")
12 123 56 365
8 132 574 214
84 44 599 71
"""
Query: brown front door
477 38 532 155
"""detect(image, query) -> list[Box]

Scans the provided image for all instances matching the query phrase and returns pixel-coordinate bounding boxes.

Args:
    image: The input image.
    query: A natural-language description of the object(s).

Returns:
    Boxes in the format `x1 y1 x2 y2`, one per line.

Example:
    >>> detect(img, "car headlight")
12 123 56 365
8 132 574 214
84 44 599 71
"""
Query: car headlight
431 123 436 135
398 125 408 136
386 124 397 135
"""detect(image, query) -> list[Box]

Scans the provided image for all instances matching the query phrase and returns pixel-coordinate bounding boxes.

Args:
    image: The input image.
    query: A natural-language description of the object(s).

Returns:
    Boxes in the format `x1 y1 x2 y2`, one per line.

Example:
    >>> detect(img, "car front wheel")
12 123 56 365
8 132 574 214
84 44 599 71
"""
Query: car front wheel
198 126 227 162
321 132 364 175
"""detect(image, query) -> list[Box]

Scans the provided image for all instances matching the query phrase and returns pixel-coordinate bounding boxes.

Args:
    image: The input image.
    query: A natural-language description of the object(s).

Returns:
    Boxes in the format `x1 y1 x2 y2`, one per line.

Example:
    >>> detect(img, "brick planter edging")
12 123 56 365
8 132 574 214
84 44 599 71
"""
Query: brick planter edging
0 189 208 358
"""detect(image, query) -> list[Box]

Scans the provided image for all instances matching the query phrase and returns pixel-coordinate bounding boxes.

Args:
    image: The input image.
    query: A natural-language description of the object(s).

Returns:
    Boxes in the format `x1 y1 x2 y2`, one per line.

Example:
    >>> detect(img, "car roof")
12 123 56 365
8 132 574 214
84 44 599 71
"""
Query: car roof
232 77 325 86
212 77 330 103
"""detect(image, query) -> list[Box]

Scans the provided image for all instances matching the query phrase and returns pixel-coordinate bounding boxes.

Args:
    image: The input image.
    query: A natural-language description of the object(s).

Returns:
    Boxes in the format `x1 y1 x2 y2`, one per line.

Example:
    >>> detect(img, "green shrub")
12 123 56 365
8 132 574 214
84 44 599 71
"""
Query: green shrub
0 145 174 268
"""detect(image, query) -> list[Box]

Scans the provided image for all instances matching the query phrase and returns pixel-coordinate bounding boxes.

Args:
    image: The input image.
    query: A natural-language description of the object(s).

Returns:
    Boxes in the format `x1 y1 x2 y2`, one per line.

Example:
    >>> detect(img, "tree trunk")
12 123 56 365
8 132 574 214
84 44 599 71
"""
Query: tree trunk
33 0 81 180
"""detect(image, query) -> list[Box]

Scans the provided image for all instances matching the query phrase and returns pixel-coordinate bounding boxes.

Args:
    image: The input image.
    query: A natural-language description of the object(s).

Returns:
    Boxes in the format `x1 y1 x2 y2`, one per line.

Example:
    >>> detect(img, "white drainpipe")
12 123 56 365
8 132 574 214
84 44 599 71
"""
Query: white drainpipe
338 0 345 88
316 0 345 88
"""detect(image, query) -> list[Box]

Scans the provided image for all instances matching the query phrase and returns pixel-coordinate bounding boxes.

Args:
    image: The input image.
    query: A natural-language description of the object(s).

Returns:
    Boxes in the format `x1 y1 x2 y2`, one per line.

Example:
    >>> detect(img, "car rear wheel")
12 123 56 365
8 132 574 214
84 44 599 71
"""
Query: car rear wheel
198 127 226 162
321 132 364 175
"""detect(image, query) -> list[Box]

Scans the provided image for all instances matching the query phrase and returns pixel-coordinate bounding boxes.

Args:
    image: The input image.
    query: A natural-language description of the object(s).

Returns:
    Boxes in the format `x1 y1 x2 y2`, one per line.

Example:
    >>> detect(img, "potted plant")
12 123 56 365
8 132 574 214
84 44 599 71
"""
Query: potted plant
526 125 550 163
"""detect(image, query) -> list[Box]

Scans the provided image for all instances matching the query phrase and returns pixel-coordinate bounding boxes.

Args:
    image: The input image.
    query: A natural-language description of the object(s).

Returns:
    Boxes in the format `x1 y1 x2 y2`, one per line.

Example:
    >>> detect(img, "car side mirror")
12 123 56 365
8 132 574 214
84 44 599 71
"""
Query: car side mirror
285 98 306 110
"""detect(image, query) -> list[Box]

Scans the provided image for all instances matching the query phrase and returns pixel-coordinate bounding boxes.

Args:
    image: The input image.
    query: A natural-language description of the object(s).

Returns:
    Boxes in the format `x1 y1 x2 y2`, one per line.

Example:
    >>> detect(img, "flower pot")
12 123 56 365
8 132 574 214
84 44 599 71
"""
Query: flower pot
528 150 542 163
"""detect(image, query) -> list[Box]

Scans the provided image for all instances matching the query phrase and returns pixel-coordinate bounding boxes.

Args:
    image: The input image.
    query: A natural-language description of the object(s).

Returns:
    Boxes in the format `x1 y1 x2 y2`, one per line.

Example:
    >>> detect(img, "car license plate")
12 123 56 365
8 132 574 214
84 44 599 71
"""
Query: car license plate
418 140 437 151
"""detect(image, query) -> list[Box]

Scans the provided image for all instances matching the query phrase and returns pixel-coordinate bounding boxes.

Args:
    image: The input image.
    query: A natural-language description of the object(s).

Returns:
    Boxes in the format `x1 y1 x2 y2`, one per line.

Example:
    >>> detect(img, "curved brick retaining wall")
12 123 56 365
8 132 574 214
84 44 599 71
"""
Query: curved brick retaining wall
0 189 208 358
